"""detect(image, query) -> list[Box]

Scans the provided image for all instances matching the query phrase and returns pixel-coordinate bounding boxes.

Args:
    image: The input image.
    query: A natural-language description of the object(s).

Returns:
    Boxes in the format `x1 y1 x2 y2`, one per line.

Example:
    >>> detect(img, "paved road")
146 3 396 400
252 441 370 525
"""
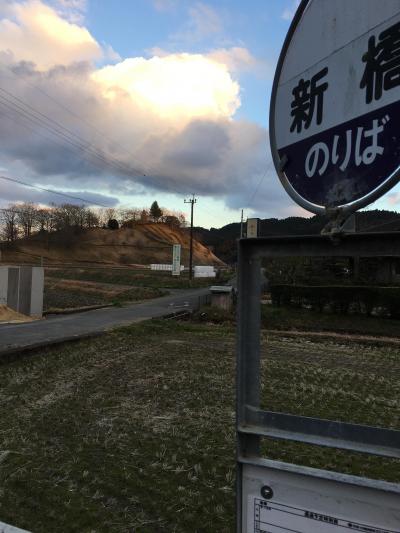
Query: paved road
0 288 210 355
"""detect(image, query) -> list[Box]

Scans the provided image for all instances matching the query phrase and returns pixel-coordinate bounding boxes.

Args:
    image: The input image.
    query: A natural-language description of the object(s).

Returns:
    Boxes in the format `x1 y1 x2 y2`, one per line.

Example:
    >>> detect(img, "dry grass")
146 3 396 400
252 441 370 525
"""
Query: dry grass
0 321 236 532
45 267 225 290
43 278 166 312
0 305 34 324
0 319 398 532
2 224 223 267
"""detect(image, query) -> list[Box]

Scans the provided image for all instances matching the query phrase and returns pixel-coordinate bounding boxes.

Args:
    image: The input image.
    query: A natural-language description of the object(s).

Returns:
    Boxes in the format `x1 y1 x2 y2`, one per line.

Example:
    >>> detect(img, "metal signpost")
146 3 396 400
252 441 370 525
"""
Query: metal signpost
246 218 260 239
237 1 400 531
172 244 181 276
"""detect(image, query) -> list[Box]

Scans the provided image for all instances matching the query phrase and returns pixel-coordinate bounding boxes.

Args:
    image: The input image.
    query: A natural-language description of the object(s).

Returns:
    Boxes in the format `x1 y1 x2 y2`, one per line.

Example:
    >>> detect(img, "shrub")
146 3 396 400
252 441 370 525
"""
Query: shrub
269 284 400 318
107 219 119 230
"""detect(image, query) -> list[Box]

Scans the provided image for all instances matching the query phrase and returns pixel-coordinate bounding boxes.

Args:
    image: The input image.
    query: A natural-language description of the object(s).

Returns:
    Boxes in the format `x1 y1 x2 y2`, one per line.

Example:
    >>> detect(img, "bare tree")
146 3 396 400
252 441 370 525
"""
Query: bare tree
16 202 38 238
84 208 99 228
0 205 19 242
178 212 187 227
0 201 186 243
97 207 118 227
161 208 187 227
52 204 87 230
35 208 55 233
140 209 149 223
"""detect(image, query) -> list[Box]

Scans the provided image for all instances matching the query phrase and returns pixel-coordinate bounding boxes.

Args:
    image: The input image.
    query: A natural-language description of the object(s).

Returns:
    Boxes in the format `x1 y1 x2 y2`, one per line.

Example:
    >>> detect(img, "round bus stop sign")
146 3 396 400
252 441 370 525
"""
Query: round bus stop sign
270 0 400 215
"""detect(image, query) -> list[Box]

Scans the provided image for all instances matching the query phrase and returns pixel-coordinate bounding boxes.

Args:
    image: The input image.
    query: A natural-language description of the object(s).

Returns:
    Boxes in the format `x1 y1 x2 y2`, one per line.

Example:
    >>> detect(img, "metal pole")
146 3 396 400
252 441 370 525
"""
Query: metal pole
189 199 194 280
184 195 197 281
240 209 244 238
236 239 261 532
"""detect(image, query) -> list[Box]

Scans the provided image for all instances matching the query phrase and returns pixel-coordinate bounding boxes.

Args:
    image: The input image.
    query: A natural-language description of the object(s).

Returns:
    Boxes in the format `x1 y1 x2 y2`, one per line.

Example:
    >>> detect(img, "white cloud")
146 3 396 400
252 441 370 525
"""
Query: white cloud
0 175 119 207
189 2 222 36
93 52 240 122
53 0 87 24
387 192 400 206
150 45 268 77
56 0 86 9
282 0 300 21
0 0 101 70
0 0 292 217
171 2 223 44
207 47 258 73
151 0 177 12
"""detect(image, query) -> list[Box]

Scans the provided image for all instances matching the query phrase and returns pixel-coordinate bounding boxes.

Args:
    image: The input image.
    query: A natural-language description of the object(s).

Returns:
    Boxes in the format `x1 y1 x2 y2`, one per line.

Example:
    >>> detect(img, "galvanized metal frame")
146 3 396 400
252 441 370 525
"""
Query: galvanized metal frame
236 232 400 532
269 0 400 219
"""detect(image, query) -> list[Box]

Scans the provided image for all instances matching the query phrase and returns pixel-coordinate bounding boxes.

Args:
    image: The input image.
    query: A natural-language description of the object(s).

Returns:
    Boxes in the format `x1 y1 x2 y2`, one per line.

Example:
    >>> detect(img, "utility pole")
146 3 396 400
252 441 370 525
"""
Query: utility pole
184 194 197 280
240 209 244 238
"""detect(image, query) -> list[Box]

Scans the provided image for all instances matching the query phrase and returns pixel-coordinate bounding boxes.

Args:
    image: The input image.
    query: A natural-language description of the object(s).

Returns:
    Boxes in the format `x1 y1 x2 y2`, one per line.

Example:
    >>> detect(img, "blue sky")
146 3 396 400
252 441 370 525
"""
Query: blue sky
0 0 397 228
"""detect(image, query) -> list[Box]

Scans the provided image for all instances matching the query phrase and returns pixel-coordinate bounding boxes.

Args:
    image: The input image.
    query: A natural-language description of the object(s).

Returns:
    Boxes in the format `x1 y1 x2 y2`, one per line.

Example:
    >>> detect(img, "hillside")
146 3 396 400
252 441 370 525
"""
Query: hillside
195 209 400 263
1 223 224 266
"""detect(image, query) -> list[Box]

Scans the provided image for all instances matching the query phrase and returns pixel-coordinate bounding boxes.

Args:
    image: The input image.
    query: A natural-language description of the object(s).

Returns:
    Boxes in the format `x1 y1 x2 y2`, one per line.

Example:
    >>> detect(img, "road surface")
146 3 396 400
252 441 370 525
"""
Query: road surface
0 288 210 355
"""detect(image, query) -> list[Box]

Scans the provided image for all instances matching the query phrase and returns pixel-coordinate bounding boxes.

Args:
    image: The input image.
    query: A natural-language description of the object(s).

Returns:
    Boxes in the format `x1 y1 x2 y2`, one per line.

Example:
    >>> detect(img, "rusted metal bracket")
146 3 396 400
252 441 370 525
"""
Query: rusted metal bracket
321 207 356 243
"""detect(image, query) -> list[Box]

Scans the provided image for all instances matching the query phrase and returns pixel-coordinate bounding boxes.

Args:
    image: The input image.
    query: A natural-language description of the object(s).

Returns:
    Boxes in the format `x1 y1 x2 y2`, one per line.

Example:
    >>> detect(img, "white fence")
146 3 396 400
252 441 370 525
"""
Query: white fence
194 266 216 278
150 264 184 271
150 264 216 277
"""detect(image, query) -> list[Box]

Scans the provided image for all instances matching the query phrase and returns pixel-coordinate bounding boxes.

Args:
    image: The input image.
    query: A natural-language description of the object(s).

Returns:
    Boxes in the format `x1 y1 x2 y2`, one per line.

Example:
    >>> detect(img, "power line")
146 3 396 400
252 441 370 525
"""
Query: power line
0 67 227 225
0 99 135 183
247 170 268 207
0 86 148 179
0 85 208 209
0 64 164 180
0 99 225 225
0 71 197 196
0 175 111 207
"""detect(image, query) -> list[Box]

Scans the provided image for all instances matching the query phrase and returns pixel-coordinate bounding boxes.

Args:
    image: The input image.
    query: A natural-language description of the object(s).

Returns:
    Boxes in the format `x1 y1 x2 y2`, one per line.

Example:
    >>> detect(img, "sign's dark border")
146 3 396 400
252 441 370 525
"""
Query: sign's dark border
269 0 400 217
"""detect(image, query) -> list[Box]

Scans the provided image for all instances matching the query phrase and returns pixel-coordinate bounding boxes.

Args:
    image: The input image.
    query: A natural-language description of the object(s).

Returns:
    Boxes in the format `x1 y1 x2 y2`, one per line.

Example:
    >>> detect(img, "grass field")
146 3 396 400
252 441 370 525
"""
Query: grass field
262 304 400 338
0 318 398 532
197 303 400 338
44 279 165 313
46 267 228 290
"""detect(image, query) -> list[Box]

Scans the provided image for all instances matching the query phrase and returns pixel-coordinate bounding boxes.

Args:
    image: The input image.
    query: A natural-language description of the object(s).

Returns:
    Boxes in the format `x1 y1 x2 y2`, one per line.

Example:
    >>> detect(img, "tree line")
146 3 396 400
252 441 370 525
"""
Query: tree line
0 201 186 242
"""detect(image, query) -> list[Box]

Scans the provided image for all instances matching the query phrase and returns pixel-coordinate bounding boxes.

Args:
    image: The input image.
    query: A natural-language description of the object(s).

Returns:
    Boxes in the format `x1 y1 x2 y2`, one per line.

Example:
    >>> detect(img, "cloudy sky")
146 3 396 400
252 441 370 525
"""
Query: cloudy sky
0 0 397 228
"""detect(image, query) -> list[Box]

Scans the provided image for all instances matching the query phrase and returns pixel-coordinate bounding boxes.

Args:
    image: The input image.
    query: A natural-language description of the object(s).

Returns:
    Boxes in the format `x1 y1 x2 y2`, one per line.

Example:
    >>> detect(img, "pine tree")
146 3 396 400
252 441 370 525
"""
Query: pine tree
150 201 163 222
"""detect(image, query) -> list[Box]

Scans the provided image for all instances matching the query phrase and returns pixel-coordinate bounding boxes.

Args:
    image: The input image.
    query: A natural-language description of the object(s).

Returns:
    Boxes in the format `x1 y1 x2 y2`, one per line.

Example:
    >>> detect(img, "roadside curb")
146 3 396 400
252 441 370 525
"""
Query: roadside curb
266 328 400 345
43 304 113 316
0 309 195 360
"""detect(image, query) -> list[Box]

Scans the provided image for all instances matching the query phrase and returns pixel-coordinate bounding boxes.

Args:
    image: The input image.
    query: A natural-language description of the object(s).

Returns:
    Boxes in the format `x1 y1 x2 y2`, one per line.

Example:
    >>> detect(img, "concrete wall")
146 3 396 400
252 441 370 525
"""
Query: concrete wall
7 267 19 312
0 266 9 305
30 267 44 317
0 265 44 317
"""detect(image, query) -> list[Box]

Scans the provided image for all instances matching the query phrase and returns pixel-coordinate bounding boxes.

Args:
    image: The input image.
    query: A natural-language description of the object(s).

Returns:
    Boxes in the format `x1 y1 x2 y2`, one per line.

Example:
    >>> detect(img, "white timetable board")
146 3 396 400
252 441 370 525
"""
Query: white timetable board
242 463 400 533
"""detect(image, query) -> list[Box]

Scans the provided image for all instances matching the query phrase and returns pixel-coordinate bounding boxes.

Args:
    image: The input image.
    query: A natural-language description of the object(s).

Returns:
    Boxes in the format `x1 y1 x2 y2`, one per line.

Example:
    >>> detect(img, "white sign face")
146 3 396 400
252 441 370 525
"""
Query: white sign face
172 244 181 276
242 464 400 533
246 219 259 238
271 0 400 209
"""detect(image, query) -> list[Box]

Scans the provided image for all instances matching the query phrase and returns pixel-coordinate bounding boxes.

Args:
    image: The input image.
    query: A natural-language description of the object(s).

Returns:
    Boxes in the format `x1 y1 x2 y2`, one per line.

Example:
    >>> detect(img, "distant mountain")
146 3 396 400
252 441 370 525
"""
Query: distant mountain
194 209 400 264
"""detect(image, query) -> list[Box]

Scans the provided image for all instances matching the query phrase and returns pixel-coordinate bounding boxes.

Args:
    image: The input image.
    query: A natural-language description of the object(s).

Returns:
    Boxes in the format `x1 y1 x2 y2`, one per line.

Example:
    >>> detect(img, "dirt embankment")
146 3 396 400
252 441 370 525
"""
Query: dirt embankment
0 305 33 323
1 223 225 266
